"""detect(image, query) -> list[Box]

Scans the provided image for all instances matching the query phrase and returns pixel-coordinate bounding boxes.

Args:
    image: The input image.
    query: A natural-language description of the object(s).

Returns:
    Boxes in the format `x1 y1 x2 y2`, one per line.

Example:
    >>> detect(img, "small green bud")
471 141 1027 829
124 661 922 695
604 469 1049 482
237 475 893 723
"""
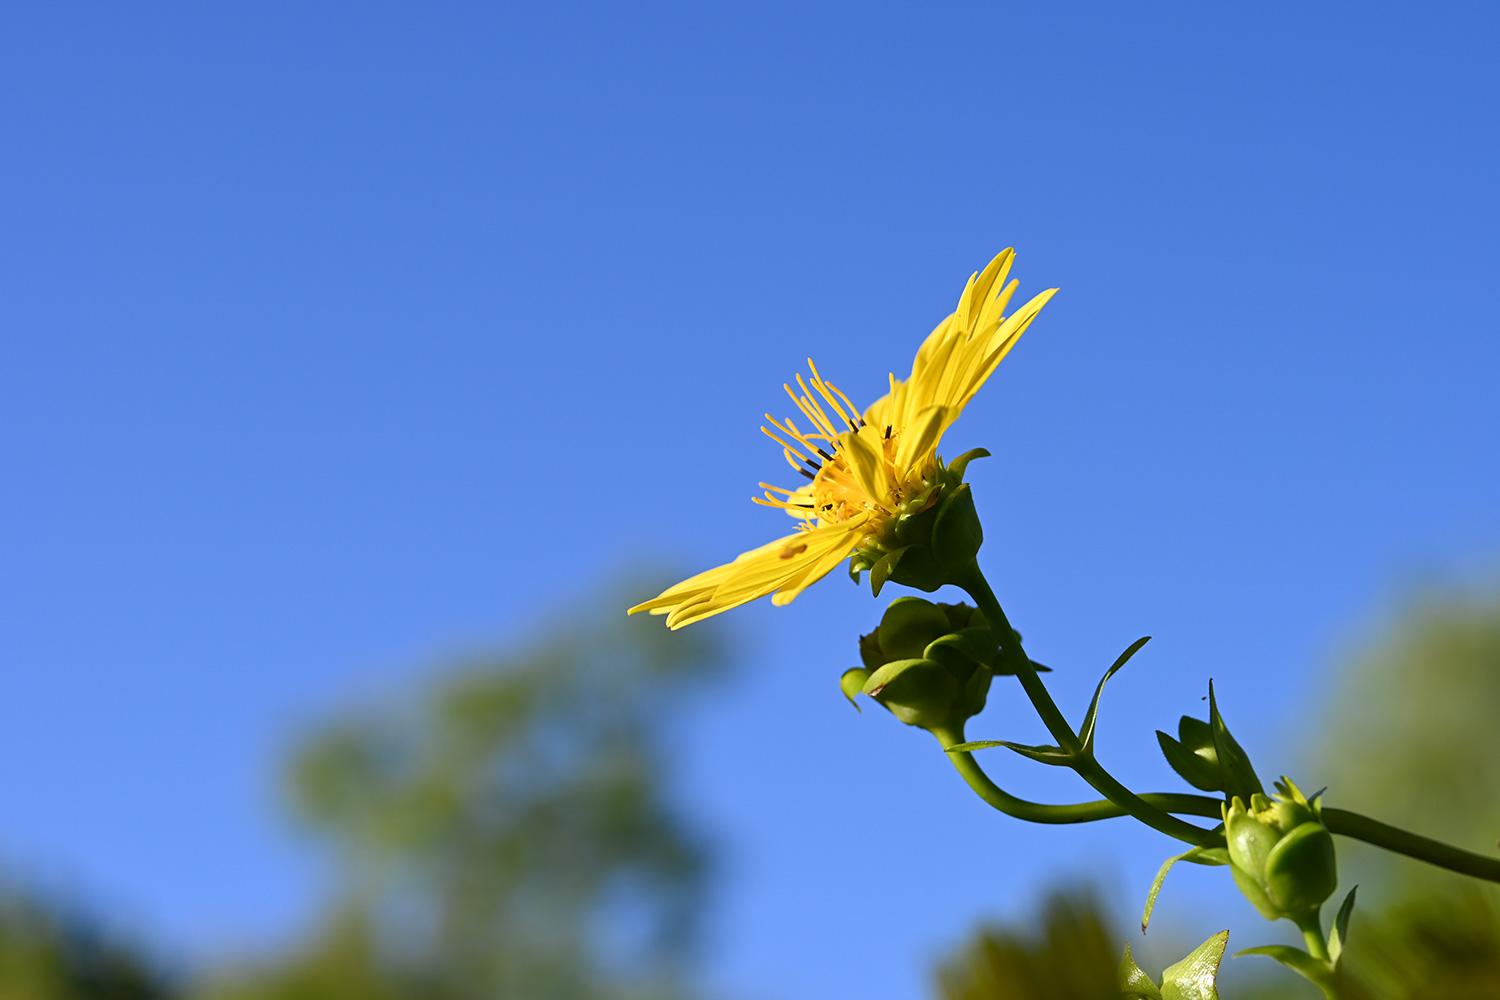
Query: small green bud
845 597 994 733
1224 778 1337 921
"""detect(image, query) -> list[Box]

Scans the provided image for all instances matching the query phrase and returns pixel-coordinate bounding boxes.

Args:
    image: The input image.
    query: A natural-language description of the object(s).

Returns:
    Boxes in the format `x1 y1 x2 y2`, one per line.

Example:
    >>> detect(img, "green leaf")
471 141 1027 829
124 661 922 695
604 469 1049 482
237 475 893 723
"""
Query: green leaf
1208 681 1264 798
1160 930 1229 1000
1079 635 1151 754
943 739 1072 764
1118 943 1163 999
1328 885 1358 966
839 668 870 711
1142 847 1230 932
1236 945 1332 987
869 546 909 597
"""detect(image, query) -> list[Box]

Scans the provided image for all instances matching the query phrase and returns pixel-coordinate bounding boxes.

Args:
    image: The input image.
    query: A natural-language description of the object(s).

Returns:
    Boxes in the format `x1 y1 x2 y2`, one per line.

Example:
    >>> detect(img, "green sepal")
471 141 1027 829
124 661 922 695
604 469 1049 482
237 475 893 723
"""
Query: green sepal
945 447 990 481
1079 635 1151 755
839 668 869 711
1118 944 1163 999
869 546 909 597
1328 885 1357 966
1142 846 1230 932
923 627 998 672
930 483 983 571
860 657 961 729
1208 681 1263 798
1263 822 1337 915
1156 720 1223 793
876 598 953 660
1235 945 1332 988
1160 930 1229 1000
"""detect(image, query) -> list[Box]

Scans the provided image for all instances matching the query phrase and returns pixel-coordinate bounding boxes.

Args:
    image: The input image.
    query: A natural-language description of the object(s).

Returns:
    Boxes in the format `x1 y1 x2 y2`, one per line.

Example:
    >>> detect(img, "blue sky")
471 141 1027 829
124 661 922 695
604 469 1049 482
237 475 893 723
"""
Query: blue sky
3 4 1498 997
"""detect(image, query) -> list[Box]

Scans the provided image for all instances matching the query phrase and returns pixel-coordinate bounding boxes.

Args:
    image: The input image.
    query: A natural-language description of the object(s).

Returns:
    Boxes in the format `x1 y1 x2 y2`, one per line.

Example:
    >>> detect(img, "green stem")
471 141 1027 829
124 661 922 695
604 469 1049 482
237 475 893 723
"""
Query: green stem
1294 911 1330 963
1322 807 1500 883
933 727 1223 825
938 732 1500 883
958 563 1220 849
1291 912 1342 999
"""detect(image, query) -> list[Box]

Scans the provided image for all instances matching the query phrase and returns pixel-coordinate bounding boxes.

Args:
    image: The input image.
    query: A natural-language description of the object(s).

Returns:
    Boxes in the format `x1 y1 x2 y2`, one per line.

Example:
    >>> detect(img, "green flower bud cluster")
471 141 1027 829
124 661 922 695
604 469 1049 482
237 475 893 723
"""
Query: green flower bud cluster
848 449 988 595
1224 778 1338 921
839 597 999 733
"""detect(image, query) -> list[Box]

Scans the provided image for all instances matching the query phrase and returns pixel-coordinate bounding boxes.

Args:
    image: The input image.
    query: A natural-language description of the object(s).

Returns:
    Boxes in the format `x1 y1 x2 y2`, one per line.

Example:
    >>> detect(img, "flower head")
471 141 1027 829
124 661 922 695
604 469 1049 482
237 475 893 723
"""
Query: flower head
630 249 1056 629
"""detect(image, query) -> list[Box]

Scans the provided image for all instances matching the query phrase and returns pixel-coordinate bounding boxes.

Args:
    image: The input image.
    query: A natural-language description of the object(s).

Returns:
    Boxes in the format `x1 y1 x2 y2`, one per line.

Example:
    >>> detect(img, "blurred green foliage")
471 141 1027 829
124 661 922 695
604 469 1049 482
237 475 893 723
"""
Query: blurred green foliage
203 586 725 1000
0 580 725 1000
0 894 172 1000
1306 589 1500 999
935 888 1120 999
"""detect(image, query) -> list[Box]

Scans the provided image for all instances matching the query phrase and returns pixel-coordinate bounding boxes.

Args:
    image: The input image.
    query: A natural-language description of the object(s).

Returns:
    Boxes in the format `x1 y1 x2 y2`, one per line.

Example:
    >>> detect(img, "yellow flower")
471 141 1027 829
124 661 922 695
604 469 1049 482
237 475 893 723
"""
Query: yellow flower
630 249 1057 629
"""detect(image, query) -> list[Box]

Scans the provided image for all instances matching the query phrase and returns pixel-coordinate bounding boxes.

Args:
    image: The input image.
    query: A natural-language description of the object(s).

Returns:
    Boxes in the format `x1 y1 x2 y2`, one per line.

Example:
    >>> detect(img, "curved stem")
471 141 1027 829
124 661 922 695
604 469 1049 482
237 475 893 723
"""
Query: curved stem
934 727 1224 825
939 723 1500 882
958 563 1220 849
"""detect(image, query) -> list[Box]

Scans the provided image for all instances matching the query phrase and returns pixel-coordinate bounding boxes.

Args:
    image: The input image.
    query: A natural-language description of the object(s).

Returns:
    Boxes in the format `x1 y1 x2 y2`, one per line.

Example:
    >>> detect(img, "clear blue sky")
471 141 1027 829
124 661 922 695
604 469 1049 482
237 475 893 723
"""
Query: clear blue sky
3 4 1498 997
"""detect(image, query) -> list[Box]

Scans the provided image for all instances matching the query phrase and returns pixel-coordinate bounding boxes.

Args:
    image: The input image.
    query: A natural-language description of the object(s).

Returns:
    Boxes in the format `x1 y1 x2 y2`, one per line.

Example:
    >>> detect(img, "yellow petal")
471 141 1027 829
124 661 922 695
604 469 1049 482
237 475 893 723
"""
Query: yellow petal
631 517 869 629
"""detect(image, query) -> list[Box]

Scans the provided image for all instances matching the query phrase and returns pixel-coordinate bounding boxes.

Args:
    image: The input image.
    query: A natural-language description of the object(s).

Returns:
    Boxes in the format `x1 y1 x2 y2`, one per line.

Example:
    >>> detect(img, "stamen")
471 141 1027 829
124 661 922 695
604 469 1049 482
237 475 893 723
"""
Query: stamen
792 375 838 437
806 359 855 430
824 379 866 428
761 425 810 462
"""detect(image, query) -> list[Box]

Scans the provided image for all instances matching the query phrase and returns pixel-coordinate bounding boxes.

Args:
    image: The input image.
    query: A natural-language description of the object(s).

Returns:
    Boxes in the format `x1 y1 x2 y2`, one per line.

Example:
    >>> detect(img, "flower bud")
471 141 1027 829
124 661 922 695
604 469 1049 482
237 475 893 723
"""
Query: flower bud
1223 778 1338 920
842 597 994 733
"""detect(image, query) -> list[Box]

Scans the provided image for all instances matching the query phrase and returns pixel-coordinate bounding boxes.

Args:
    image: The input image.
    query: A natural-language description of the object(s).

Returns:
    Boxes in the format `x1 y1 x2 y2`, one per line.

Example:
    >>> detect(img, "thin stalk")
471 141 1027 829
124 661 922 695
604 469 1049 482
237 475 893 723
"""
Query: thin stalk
958 563 1220 849
1322 807 1500 884
1291 912 1342 999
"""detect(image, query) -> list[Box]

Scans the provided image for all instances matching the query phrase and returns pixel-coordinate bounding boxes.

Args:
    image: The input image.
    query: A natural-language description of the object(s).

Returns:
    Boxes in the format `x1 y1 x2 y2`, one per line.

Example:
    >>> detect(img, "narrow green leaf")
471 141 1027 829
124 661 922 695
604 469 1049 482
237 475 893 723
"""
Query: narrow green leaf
1328 885 1358 966
943 739 1071 765
1236 945 1332 987
1208 681 1264 798
1118 943 1163 999
1142 847 1229 932
839 668 870 711
1160 930 1229 1000
1079 636 1151 755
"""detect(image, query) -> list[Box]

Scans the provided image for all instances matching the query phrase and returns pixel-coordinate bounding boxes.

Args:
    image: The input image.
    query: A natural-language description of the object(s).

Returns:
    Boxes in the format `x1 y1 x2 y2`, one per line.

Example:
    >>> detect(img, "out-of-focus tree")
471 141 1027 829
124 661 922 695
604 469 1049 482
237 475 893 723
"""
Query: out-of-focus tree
1306 589 1500 999
934 888 1120 1000
199 580 725 1000
0 892 174 1000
